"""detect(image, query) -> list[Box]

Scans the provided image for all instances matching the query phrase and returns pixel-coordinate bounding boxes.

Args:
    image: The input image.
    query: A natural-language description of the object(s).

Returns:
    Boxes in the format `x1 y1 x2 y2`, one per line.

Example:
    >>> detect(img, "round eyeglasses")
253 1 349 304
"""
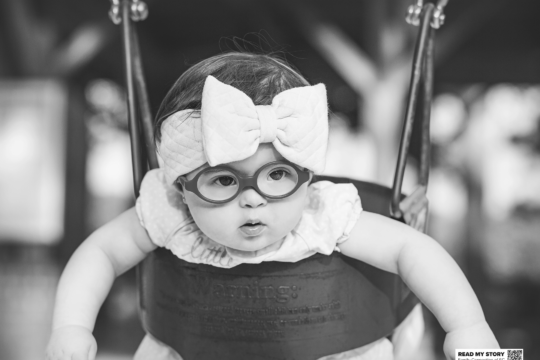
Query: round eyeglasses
175 161 311 204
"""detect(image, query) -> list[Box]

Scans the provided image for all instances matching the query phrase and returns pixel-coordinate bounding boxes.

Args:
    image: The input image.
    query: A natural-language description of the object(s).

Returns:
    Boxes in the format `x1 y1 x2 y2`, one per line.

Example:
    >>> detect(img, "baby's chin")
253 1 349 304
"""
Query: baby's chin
226 238 285 259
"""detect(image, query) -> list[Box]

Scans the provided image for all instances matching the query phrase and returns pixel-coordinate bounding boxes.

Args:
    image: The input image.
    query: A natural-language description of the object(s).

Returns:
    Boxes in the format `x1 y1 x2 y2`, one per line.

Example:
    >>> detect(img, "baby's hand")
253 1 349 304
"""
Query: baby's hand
443 321 500 360
399 185 428 232
46 325 97 360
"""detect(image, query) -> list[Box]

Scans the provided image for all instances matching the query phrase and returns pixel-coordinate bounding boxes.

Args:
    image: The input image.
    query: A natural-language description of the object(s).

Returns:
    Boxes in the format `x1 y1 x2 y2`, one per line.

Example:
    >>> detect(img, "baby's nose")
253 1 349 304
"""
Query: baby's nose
239 187 267 208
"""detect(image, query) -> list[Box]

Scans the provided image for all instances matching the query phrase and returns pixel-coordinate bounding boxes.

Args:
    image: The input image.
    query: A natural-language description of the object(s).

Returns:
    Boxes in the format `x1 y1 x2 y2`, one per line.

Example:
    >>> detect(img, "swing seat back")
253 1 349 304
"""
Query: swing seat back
138 175 419 360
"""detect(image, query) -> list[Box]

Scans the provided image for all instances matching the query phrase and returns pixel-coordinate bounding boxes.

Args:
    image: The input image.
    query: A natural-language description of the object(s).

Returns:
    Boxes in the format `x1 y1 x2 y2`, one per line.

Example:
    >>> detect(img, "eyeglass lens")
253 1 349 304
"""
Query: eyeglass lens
196 163 299 201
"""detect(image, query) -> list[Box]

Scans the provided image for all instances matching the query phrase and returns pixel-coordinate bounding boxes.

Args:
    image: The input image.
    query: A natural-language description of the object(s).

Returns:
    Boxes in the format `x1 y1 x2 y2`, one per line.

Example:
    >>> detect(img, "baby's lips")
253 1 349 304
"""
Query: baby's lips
243 218 264 226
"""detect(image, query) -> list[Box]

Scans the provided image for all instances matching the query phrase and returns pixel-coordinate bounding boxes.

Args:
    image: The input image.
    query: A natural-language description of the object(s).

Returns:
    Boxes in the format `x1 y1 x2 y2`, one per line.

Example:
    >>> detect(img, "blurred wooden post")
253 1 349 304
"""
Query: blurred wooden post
292 0 413 185
60 85 89 262
0 0 110 262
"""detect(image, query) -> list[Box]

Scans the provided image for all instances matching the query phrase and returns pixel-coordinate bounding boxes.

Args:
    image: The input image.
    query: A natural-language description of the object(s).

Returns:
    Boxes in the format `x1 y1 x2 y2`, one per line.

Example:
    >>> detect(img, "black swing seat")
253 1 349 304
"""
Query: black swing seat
138 175 419 360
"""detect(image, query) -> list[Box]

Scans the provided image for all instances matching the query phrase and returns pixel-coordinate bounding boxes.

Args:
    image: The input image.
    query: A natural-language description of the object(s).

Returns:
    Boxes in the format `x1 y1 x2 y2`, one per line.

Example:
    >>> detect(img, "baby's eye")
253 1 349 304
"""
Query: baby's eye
215 176 236 186
269 170 286 181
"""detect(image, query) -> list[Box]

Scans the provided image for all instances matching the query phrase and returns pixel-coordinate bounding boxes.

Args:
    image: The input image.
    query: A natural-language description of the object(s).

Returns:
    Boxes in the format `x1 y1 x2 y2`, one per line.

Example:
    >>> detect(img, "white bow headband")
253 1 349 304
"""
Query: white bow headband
158 75 329 184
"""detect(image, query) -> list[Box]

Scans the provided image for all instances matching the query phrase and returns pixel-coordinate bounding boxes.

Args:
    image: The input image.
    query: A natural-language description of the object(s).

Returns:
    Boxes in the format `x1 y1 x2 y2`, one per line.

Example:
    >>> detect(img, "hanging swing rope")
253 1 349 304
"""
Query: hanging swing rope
390 1 448 219
109 0 158 197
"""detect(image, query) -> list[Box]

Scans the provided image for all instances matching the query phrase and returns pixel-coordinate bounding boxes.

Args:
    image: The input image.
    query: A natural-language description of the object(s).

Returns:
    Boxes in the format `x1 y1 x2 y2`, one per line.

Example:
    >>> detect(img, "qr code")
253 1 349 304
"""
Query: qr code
508 349 523 360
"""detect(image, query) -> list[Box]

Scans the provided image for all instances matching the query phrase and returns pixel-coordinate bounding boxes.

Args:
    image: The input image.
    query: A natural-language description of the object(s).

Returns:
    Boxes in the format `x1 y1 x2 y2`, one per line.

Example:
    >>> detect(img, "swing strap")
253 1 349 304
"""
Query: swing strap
110 0 158 197
390 0 448 218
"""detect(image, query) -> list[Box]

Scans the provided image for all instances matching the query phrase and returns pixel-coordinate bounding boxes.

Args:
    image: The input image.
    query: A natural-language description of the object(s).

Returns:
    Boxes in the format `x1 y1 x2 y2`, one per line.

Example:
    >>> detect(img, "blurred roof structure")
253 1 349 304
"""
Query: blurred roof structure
2 0 540 110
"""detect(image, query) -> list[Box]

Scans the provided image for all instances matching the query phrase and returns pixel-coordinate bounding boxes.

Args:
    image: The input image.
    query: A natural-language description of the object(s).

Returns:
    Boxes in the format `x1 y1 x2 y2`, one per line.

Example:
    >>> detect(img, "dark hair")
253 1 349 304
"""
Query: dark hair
154 52 310 142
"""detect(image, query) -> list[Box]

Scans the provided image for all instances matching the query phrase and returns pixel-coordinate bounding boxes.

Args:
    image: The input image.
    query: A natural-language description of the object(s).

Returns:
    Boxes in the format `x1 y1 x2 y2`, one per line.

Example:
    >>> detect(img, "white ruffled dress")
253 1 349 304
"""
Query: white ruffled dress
133 169 402 360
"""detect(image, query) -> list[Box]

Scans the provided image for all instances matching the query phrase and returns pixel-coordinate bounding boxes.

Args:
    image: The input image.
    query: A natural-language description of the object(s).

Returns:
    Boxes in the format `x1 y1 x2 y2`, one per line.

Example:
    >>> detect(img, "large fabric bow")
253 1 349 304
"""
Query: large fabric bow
158 75 328 184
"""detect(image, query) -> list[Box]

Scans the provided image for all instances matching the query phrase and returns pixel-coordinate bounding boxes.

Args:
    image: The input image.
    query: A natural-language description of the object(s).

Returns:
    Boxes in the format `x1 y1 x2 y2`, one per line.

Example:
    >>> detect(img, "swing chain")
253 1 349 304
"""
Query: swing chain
109 0 149 25
431 0 448 29
406 0 424 26
406 0 448 29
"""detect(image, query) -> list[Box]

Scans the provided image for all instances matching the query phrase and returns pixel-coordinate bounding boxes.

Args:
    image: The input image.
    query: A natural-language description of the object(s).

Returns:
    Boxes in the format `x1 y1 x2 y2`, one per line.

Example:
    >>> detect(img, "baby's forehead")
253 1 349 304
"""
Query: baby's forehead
186 144 287 178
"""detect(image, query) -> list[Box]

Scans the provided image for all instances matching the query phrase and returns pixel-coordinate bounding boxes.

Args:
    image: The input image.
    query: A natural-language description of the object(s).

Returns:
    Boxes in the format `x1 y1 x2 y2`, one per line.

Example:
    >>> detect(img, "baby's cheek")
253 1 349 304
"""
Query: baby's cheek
189 207 234 241
273 194 306 235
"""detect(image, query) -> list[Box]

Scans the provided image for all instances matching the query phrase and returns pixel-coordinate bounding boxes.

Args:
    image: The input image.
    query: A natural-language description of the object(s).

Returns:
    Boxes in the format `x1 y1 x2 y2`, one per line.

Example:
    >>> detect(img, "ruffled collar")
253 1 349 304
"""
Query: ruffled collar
136 169 361 268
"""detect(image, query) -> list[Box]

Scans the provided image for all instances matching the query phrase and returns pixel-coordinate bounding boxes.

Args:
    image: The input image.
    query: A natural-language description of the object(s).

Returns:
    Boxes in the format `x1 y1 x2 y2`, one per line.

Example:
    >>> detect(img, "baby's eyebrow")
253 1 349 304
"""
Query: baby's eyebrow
227 167 251 176
223 164 266 177
203 166 249 176
207 160 287 177
204 167 232 174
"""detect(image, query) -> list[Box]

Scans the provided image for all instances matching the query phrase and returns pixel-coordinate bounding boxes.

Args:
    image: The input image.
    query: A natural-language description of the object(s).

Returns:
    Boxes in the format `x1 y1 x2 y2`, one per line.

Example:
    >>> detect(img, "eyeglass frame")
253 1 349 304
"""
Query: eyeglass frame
175 160 312 204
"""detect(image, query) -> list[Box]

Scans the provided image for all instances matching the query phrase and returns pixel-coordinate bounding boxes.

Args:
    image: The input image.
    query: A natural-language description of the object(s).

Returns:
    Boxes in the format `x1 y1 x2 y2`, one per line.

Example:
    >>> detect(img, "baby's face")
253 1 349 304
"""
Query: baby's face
182 144 311 257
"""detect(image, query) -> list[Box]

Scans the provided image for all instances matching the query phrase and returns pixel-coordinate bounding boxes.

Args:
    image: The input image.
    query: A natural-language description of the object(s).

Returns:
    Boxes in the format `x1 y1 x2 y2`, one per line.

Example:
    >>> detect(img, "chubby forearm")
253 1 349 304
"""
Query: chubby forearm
397 236 485 333
52 208 155 331
404 241 501 357
340 211 497 348
52 240 117 331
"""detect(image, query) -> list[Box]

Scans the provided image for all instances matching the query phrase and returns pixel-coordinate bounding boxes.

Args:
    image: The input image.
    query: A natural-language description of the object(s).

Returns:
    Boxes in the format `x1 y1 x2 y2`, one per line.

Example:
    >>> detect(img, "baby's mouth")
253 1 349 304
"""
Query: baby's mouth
239 220 266 236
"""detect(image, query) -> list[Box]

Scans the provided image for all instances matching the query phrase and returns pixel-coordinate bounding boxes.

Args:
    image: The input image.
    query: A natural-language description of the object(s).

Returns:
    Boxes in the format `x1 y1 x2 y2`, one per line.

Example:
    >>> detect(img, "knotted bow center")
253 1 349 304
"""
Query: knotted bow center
255 105 278 143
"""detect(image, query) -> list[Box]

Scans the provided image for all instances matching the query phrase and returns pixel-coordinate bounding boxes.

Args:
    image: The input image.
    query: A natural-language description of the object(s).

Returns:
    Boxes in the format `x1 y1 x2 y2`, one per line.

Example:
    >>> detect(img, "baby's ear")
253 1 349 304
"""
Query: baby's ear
166 183 188 209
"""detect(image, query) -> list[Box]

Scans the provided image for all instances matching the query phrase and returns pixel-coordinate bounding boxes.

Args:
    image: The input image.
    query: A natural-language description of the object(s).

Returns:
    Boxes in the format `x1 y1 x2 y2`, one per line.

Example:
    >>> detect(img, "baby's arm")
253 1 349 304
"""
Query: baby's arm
46 208 156 360
339 211 499 360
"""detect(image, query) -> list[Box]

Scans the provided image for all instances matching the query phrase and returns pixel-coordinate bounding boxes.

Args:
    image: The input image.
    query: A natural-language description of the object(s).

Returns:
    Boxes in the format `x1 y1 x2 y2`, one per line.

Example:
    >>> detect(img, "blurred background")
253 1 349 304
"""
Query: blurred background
1 0 540 359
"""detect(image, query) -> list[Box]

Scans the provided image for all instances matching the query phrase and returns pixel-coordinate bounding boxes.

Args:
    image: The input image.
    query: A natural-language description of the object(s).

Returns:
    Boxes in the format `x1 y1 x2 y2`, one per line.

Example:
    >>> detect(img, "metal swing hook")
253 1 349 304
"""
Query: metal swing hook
109 0 149 25
406 0 448 29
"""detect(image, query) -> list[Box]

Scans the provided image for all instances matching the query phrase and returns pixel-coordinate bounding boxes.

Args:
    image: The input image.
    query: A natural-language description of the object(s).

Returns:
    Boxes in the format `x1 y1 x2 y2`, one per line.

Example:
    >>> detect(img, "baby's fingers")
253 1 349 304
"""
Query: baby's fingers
71 345 97 360
71 352 88 360
400 185 427 211
86 342 97 360
46 348 93 360
46 325 97 360
400 185 428 230
49 347 96 360
408 197 428 228
70 343 97 360
412 206 428 232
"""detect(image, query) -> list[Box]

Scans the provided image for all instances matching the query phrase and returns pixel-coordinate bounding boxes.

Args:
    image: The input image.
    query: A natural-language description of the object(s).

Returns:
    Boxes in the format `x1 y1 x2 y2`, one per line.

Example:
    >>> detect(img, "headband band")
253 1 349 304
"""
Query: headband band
158 75 329 184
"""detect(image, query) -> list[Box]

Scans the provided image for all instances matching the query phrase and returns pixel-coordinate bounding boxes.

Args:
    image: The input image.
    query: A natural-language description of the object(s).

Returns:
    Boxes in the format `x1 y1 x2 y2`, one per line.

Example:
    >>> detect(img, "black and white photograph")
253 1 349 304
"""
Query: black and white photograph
0 1 537 359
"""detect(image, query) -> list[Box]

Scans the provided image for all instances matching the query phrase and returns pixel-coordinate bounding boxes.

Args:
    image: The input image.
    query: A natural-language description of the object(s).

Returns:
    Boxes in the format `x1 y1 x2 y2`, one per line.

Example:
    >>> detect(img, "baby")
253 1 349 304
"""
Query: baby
46 52 499 360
